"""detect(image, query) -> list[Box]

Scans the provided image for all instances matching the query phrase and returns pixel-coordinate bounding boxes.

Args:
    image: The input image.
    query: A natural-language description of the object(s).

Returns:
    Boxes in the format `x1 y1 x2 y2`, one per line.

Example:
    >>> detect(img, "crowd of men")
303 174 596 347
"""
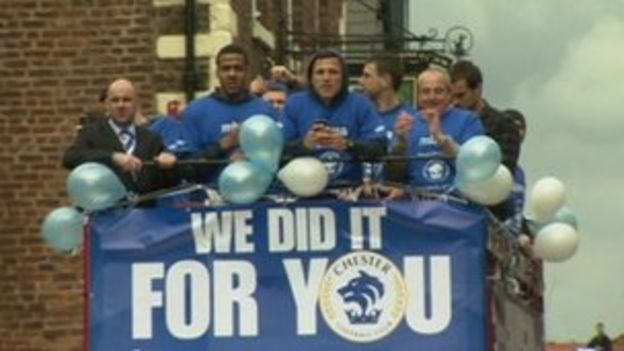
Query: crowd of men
63 43 528 237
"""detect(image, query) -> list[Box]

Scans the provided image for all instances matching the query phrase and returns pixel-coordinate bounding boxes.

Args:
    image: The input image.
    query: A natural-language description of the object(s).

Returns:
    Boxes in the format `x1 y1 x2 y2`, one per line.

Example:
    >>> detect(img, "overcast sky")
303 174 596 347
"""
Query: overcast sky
409 1 624 342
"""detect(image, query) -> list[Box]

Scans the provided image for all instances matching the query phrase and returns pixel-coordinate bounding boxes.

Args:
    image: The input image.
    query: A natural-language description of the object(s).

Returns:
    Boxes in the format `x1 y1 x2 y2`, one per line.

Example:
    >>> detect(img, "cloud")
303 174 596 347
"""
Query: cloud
514 16 624 131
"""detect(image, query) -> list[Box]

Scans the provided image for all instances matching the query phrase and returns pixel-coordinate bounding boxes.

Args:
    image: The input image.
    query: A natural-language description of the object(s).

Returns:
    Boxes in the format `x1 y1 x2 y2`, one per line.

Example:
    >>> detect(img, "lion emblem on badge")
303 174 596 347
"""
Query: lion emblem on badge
320 251 407 343
318 150 343 179
423 159 450 182
338 270 385 324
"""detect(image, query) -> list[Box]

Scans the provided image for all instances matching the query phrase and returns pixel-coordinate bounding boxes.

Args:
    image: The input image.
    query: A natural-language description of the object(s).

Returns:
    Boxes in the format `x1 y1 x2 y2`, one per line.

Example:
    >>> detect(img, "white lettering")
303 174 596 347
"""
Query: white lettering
404 256 452 334
166 260 210 339
267 208 295 252
132 263 164 339
131 260 258 339
283 258 328 334
309 208 336 251
191 211 254 254
214 261 258 337
268 208 336 252
349 207 386 250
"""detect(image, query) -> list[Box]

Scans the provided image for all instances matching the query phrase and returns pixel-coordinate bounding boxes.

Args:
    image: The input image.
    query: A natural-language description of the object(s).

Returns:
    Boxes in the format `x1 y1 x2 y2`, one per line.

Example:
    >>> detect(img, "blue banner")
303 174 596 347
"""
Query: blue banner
88 200 488 350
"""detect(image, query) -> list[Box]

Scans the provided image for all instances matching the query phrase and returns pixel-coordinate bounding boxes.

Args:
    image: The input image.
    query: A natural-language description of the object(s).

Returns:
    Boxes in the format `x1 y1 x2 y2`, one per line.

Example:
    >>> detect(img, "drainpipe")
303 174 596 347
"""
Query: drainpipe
184 0 197 102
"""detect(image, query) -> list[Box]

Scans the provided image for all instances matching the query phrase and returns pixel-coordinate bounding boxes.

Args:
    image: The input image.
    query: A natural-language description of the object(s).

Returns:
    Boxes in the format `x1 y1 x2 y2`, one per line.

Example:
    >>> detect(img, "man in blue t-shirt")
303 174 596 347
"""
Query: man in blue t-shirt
182 44 276 183
359 55 418 184
387 68 484 193
282 50 387 184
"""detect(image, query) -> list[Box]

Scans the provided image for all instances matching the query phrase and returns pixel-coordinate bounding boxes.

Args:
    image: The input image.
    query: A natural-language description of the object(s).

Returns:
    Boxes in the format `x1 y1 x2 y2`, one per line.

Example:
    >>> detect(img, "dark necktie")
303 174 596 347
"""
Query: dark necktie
119 128 135 153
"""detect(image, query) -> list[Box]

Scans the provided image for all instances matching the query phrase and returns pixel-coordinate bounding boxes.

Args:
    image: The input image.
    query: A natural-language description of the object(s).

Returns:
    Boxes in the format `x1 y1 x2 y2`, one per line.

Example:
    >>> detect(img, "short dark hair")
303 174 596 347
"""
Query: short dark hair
216 44 248 66
450 60 483 89
265 81 289 93
366 54 404 91
504 109 526 130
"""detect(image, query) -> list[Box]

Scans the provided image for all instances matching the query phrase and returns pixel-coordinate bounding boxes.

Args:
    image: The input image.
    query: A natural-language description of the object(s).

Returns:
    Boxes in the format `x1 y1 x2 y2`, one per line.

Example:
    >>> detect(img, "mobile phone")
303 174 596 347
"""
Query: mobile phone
313 119 329 126
312 119 329 132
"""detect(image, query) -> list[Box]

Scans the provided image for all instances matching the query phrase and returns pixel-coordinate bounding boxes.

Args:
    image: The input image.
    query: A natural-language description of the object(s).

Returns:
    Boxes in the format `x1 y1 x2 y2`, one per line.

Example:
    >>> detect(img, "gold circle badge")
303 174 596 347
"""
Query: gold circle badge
319 251 407 343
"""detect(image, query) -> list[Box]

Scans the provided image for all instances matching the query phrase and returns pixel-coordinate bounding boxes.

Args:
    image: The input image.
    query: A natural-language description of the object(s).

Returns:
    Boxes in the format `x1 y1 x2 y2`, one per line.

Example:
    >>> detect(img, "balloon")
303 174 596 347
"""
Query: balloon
277 157 329 197
218 161 273 204
41 206 84 252
240 115 284 172
533 222 579 262
553 206 578 229
457 165 513 205
66 162 128 211
529 177 566 222
529 206 579 234
456 135 501 183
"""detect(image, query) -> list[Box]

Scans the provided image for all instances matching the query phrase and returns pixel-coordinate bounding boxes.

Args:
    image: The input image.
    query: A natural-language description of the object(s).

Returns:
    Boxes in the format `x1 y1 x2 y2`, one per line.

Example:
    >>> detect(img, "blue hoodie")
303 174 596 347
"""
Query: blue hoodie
282 50 387 183
182 90 277 182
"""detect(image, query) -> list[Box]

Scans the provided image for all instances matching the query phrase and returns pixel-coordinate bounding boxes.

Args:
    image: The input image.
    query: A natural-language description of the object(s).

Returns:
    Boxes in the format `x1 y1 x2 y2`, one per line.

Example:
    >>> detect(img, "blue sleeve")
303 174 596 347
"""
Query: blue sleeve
356 96 387 142
181 103 203 151
149 117 196 155
181 101 222 158
282 97 299 140
458 114 485 144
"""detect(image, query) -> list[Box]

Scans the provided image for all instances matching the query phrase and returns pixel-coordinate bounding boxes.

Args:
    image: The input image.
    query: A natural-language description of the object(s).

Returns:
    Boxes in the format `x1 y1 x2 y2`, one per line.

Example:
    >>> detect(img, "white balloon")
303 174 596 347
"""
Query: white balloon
533 222 579 262
529 177 566 222
277 157 329 197
457 165 513 205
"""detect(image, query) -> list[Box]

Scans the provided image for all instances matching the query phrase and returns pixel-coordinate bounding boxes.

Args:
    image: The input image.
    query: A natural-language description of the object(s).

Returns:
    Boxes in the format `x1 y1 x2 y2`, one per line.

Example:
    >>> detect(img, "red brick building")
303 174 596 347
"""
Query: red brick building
0 1 343 350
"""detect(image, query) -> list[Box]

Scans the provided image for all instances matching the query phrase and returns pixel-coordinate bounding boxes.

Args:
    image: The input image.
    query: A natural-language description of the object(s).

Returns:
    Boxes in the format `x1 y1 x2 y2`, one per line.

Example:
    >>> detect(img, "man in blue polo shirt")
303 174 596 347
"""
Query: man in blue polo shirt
182 44 276 183
387 67 484 192
282 50 387 184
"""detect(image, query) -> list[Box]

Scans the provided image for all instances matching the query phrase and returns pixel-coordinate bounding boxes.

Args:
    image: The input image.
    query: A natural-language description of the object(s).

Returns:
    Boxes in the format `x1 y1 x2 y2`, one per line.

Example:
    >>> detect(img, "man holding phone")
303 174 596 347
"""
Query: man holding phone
282 50 387 184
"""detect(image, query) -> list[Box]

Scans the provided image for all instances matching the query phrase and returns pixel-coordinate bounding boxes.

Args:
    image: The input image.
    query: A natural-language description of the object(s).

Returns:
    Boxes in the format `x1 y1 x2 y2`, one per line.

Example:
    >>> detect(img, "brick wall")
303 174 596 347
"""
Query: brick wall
288 0 344 60
0 2 161 349
0 1 209 350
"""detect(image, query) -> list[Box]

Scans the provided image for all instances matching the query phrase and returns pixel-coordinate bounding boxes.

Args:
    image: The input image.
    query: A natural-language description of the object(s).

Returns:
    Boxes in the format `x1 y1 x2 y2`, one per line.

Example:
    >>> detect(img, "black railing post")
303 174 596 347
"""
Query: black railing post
184 0 198 102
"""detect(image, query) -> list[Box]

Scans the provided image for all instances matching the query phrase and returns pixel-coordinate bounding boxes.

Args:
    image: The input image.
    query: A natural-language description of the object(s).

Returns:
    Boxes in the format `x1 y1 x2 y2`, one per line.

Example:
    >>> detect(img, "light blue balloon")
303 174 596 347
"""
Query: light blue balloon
456 135 502 183
552 206 579 229
527 206 578 235
240 115 284 172
41 206 84 252
218 161 273 204
66 162 128 211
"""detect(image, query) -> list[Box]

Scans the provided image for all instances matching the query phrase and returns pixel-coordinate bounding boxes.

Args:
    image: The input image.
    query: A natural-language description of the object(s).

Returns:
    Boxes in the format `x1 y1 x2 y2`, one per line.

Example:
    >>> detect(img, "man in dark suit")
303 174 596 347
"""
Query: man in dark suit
63 79 177 195
449 60 521 221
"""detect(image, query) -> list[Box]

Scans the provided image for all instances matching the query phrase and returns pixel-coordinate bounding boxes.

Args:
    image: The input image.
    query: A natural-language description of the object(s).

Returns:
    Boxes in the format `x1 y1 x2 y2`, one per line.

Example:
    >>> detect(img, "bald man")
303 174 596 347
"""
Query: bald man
387 68 484 193
63 79 176 196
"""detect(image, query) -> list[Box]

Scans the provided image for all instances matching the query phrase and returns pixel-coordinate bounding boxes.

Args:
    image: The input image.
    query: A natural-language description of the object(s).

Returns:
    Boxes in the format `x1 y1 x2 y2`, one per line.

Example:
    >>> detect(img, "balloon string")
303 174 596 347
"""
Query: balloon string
142 154 453 167
111 181 472 209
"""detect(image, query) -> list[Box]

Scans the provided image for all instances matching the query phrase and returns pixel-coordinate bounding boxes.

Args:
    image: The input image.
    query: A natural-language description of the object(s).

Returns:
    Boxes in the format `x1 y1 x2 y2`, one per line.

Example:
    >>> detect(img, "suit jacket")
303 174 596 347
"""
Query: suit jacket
479 102 521 221
63 119 171 195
